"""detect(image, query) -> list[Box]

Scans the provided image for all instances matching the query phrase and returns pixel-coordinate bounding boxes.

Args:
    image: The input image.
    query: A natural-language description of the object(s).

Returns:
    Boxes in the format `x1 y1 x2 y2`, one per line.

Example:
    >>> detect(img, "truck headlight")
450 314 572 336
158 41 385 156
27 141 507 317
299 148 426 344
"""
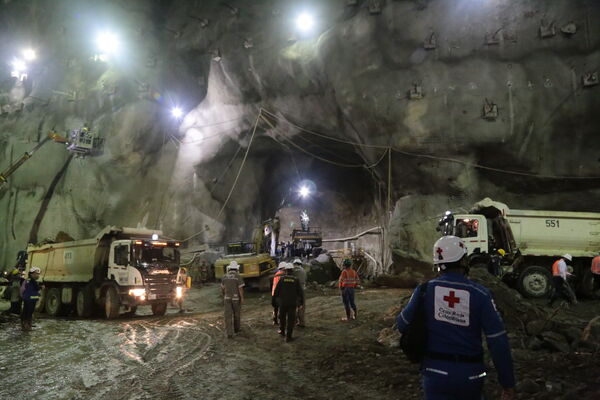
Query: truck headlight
129 288 146 297
176 286 183 298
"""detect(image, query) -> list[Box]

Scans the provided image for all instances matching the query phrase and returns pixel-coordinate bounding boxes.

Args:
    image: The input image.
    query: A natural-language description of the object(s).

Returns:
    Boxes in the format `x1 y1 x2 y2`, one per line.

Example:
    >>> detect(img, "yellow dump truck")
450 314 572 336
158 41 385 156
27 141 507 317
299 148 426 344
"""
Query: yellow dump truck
214 242 276 291
27 226 186 319
438 198 600 298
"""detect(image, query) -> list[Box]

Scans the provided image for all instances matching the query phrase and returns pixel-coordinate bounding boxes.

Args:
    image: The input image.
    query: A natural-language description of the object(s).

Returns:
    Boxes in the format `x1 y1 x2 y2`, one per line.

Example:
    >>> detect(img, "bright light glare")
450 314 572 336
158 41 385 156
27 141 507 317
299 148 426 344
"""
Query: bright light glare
96 31 120 54
171 107 183 119
22 48 36 61
151 233 159 240
299 186 310 198
296 12 315 32
11 58 26 73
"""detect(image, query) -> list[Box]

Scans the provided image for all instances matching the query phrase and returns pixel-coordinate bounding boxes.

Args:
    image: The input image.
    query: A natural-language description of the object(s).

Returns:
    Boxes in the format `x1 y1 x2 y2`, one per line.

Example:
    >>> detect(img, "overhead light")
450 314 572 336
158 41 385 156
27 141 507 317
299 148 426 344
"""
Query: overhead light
296 12 315 33
95 31 120 54
299 185 310 198
22 48 36 61
11 58 26 73
151 233 159 240
171 107 183 119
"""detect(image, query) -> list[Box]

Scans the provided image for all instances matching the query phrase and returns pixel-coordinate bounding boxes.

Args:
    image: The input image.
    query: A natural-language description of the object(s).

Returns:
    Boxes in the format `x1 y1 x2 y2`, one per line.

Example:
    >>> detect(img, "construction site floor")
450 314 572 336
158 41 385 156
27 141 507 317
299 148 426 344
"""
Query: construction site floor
0 284 598 399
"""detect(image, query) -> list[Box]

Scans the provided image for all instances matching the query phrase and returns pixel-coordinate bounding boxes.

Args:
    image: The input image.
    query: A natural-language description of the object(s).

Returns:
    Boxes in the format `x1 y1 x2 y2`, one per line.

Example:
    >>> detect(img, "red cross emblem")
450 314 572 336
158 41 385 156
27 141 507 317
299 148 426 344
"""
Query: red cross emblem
436 247 444 260
443 290 461 308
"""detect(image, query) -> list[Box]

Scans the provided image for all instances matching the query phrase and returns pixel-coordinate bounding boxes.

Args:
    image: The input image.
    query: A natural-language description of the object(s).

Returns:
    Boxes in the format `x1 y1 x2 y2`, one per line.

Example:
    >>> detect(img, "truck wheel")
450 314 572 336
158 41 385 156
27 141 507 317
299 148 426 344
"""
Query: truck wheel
35 287 47 313
518 266 552 298
76 287 95 318
151 302 167 316
46 288 65 316
104 286 120 319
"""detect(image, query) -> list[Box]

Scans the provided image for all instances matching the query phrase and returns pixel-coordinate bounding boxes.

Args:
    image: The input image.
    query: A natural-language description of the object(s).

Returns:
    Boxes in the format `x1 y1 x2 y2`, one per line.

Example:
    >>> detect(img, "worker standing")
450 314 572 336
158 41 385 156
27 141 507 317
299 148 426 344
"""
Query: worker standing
8 269 23 315
590 252 600 298
20 267 42 332
293 258 307 327
221 261 244 338
271 262 286 325
339 258 359 321
274 263 304 342
396 236 515 400
548 254 577 306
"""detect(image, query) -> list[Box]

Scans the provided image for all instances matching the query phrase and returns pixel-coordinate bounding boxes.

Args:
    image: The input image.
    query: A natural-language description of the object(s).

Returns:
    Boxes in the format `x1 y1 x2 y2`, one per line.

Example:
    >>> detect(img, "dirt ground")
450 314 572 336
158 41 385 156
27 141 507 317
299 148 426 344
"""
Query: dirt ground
0 284 598 400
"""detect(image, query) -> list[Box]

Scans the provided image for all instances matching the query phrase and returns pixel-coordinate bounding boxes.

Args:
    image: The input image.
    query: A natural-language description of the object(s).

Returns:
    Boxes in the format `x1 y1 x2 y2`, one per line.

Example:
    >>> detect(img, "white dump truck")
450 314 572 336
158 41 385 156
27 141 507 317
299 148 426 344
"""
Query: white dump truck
26 226 186 319
437 198 600 298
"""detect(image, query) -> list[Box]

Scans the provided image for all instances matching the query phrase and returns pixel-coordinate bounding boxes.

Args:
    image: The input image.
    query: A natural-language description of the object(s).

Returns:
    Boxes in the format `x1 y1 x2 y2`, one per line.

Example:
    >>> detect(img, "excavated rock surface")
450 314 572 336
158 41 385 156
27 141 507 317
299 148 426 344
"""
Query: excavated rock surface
0 0 599 269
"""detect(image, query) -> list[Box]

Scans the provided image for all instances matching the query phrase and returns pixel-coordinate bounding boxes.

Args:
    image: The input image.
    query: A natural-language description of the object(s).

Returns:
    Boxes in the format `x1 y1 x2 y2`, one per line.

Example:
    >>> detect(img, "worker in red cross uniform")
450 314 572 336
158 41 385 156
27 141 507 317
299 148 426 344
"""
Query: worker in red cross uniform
339 258 360 321
396 236 515 400
588 252 600 298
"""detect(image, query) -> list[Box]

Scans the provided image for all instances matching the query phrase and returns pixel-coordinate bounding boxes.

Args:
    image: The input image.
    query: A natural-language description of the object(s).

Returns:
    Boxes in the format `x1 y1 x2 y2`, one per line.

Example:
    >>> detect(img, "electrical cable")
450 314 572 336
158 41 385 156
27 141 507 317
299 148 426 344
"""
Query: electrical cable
262 108 600 180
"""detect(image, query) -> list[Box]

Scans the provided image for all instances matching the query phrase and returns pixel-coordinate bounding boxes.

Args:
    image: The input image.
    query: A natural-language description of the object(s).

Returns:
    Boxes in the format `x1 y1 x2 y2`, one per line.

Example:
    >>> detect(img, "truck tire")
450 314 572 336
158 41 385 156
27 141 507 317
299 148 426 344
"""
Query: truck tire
104 286 120 319
35 287 47 313
518 266 552 298
46 288 65 316
151 302 167 316
76 287 95 318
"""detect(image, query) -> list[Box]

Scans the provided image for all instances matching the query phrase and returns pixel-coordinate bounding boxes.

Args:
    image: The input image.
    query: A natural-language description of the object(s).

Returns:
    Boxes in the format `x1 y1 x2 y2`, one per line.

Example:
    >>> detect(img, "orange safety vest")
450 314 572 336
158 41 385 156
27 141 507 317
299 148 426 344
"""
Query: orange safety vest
272 270 285 296
339 268 360 288
552 260 561 277
591 256 600 275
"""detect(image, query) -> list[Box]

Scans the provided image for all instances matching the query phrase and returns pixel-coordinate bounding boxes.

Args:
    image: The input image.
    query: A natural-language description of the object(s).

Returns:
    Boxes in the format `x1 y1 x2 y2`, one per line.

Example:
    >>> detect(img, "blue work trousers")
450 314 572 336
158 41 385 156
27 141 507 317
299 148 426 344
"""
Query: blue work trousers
422 359 486 400
341 287 356 312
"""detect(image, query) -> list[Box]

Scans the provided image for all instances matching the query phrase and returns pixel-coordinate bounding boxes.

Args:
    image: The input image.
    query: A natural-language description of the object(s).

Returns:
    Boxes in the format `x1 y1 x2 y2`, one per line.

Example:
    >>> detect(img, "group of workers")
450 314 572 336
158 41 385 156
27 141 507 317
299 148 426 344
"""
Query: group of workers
221 257 361 342
3 266 42 331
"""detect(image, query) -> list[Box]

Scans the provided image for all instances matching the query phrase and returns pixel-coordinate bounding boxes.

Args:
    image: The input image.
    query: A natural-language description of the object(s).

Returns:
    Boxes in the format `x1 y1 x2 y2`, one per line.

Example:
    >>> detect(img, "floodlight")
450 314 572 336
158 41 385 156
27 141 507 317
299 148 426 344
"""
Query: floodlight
11 58 26 73
299 186 310 198
171 107 183 119
296 12 315 32
22 48 36 61
152 233 159 240
96 31 120 54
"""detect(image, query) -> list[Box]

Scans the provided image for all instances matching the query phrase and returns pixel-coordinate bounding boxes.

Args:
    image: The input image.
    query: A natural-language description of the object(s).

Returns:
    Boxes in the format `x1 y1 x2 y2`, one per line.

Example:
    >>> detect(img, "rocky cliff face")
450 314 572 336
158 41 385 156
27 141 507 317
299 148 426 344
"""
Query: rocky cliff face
1 0 599 270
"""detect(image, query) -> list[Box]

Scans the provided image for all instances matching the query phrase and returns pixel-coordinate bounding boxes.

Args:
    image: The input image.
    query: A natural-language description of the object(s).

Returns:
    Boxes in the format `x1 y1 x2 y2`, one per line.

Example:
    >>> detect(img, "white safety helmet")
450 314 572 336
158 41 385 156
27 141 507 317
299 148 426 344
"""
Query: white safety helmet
562 254 572 262
227 261 240 271
29 267 41 274
293 258 303 265
284 262 294 270
278 262 287 269
433 236 467 265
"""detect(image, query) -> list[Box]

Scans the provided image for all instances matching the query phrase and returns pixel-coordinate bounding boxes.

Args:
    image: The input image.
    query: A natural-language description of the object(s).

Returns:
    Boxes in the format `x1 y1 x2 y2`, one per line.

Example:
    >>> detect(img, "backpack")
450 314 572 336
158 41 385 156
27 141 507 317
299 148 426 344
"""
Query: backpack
400 282 428 364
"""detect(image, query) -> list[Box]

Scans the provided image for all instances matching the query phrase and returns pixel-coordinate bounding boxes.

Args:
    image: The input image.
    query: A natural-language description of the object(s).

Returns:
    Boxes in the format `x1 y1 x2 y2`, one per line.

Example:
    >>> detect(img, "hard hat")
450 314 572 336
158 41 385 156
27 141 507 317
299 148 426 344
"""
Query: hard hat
343 259 352 267
293 258 302 265
278 262 287 269
227 261 240 270
29 267 41 274
284 262 294 270
497 249 506 257
562 254 572 262
433 236 467 264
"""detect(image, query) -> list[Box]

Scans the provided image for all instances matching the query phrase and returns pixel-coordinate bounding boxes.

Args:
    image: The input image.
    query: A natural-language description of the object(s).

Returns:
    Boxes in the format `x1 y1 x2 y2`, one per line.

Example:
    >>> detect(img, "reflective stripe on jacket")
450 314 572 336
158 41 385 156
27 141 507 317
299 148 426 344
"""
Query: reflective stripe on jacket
339 268 359 288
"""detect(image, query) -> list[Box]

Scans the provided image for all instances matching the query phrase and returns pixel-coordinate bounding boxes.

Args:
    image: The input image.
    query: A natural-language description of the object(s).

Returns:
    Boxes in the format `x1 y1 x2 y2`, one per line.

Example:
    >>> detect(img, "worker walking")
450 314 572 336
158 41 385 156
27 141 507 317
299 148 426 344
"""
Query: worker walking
274 263 304 342
548 254 577 306
221 261 244 338
396 236 515 400
339 258 359 321
20 267 42 332
271 262 286 325
293 258 307 327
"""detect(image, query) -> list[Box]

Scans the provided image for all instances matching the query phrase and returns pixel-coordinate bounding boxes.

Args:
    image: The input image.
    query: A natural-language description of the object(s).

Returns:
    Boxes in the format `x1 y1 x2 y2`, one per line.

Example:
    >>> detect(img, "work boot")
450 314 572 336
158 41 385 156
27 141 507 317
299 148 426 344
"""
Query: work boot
278 330 285 336
343 309 351 321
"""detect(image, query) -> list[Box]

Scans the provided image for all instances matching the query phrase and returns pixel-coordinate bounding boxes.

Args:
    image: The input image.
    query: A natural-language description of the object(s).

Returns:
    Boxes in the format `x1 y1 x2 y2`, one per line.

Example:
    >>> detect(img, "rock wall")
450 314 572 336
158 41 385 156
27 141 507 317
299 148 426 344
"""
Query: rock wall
0 0 599 270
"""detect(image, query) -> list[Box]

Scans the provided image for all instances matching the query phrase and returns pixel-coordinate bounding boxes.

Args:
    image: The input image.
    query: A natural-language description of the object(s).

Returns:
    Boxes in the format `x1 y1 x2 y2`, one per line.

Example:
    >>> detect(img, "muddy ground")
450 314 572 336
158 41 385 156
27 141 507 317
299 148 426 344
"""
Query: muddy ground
1 284 599 400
